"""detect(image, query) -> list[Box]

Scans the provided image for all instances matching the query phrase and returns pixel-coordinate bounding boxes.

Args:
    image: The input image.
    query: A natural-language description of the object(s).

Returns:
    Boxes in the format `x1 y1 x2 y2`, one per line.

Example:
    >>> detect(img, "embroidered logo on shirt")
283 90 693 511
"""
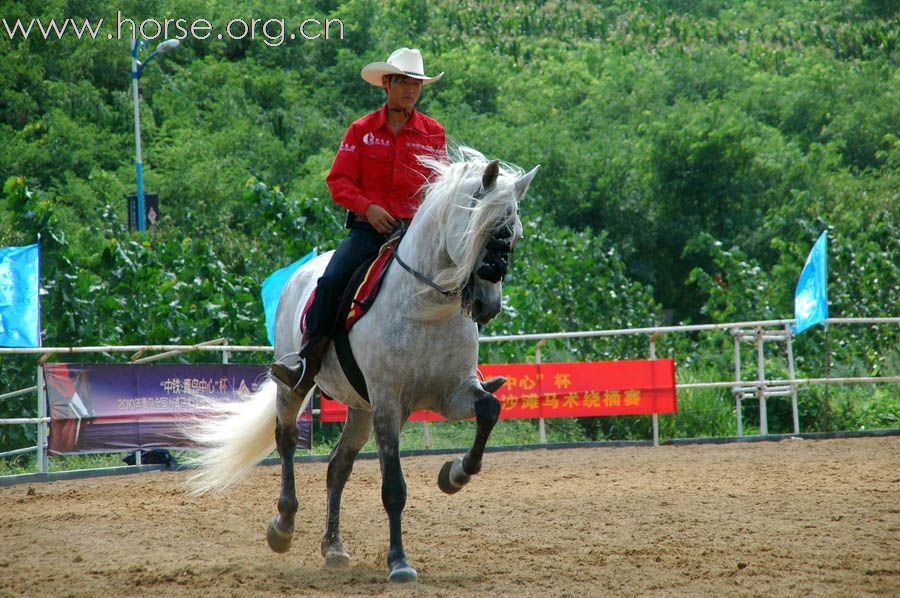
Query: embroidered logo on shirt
407 142 439 152
363 132 391 147
339 143 357 153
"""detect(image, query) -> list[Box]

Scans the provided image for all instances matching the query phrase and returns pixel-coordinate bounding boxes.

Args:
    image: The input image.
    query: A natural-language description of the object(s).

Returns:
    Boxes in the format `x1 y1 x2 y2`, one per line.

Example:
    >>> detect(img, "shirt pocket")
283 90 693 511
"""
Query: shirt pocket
361 146 394 187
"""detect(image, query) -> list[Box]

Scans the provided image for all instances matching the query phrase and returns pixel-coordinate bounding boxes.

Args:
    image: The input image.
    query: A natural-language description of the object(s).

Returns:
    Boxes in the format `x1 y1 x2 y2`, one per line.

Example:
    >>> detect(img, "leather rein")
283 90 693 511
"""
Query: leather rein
391 185 514 304
393 247 463 297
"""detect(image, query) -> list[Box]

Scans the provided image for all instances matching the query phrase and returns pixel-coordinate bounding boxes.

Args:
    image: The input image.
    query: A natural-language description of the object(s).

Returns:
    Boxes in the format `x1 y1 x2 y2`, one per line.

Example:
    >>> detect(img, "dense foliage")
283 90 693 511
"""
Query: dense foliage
1 0 898 451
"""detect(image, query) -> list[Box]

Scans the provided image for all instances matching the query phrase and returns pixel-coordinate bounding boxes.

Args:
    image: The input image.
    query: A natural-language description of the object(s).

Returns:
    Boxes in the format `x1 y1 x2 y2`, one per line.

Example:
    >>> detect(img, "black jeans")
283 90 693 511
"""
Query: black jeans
305 221 387 340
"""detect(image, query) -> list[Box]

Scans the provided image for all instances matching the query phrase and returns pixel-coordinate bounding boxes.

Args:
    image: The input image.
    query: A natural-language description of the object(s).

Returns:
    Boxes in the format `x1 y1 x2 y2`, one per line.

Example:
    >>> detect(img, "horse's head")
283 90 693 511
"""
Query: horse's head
422 152 537 325
459 159 537 324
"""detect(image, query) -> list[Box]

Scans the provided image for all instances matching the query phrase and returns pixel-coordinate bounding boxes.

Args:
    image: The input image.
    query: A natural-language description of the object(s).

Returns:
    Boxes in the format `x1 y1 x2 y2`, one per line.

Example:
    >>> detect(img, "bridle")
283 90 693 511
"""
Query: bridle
392 184 516 309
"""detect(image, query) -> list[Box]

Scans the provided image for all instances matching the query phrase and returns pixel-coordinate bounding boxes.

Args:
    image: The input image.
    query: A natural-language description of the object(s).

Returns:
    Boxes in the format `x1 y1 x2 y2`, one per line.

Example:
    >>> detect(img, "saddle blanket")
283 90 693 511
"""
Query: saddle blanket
300 238 397 335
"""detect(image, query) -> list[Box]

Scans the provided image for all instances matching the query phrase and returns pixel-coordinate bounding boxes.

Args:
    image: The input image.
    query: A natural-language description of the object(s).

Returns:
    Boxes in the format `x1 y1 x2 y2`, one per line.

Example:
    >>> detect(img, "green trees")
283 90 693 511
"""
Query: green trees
1 0 897 450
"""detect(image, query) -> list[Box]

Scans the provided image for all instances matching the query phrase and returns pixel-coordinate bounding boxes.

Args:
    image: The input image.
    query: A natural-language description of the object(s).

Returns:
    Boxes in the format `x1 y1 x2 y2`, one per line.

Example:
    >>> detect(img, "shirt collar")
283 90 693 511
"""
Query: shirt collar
405 108 426 134
377 104 425 135
374 104 389 130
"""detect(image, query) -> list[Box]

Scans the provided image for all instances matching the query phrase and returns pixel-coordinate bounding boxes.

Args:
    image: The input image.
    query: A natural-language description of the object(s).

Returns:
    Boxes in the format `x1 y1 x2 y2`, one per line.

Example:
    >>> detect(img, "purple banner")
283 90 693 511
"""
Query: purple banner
45 363 311 454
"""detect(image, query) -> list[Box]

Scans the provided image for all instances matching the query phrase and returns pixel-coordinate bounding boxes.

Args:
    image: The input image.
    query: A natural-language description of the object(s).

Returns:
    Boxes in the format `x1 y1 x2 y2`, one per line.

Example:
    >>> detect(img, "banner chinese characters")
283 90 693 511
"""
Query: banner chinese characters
45 363 312 454
320 359 676 422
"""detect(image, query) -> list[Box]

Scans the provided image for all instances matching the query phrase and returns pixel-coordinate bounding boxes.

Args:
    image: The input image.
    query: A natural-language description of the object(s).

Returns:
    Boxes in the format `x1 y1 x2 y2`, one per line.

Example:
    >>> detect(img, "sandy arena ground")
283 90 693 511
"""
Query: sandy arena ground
1 436 898 597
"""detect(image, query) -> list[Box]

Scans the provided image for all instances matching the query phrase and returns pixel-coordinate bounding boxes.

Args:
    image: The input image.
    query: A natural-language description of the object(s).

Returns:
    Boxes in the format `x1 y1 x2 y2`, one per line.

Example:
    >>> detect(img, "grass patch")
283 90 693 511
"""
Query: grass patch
0 451 130 476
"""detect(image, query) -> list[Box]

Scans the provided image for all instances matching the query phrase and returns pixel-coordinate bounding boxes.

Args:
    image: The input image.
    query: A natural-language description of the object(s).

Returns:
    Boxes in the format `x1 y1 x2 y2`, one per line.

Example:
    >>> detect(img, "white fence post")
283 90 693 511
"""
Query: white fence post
786 324 800 435
649 334 659 447
36 364 47 474
734 332 744 436
756 328 768 436
535 338 547 445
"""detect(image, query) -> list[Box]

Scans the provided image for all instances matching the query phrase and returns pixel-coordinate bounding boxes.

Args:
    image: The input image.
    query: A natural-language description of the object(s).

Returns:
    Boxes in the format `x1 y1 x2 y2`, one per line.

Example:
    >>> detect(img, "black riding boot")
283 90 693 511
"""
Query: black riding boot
271 338 330 396
270 222 385 394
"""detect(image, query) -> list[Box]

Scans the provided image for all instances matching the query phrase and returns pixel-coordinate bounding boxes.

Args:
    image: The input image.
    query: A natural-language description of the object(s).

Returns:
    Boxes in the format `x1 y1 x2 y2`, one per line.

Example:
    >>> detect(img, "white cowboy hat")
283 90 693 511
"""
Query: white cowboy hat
361 47 444 87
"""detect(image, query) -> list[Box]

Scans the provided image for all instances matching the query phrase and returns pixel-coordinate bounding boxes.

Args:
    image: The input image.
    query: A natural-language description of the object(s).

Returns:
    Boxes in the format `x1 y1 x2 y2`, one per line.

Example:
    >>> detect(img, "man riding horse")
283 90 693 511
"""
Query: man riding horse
271 47 446 394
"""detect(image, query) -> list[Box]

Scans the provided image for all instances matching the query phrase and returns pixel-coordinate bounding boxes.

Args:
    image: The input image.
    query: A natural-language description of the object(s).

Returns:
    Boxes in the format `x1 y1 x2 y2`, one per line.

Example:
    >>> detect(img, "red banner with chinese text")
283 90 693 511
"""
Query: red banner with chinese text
319 359 676 423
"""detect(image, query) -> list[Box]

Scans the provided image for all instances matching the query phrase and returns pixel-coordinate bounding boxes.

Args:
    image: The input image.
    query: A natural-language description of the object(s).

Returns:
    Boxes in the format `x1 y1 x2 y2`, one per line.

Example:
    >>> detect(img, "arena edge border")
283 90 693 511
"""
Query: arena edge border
2 428 898 488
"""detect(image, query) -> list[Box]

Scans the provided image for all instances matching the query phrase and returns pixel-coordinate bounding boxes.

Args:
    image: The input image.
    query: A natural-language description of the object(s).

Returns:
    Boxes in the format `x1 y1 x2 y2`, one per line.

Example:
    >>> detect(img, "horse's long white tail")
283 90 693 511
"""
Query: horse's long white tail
184 379 278 494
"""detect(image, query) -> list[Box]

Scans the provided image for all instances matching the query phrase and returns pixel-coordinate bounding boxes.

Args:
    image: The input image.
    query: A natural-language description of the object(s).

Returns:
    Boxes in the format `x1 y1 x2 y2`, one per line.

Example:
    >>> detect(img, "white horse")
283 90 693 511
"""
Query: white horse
185 148 539 582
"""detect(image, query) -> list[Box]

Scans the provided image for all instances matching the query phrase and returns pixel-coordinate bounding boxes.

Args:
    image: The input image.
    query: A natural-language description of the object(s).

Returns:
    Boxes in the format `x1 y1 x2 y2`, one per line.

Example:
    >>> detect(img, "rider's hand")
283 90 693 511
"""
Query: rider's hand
364 203 397 234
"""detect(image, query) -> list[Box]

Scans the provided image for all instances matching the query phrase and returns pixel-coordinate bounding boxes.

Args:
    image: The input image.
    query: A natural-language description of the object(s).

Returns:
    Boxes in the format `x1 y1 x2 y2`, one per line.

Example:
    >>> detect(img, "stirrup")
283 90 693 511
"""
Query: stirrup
272 358 307 393
290 359 308 392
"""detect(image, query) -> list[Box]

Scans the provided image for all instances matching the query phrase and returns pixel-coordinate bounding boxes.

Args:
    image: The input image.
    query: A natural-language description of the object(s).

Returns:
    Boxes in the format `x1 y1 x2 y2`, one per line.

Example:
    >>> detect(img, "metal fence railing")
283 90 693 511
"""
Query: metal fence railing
2 318 898 473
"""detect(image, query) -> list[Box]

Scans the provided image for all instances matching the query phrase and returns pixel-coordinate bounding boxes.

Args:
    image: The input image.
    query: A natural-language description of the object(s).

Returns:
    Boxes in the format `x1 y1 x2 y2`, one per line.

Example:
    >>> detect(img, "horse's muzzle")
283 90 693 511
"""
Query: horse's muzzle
471 295 501 325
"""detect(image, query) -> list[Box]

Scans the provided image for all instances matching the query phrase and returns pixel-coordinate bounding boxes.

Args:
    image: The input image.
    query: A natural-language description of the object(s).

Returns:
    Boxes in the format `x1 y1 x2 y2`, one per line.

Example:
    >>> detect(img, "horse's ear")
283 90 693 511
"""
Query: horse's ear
482 160 500 193
514 165 540 200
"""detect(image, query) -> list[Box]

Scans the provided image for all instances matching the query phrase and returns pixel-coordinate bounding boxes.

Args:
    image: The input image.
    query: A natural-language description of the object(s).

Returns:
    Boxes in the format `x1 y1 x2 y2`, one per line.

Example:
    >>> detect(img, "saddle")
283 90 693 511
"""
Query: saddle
342 238 399 332
301 237 400 401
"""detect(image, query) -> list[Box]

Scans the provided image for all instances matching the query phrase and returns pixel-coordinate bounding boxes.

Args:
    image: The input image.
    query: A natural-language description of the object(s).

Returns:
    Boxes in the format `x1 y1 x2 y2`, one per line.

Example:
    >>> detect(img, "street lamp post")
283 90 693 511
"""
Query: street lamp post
131 38 180 231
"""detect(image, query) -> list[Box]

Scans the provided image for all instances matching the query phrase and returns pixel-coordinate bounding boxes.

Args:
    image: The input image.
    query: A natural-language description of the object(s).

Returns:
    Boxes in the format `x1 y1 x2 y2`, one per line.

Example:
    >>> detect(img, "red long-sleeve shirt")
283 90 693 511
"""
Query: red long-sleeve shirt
326 104 446 220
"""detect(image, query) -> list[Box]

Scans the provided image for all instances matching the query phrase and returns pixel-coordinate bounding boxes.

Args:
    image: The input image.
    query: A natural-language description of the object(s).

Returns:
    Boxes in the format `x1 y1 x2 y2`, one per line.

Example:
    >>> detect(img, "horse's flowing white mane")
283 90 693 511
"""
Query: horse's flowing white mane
414 147 523 300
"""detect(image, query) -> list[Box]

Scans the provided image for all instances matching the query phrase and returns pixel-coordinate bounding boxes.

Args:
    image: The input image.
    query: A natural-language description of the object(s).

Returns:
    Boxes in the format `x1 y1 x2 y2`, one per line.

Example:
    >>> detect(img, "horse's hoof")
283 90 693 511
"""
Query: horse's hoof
324 550 351 569
481 376 506 394
266 517 293 553
438 457 471 495
388 566 418 583
437 460 462 494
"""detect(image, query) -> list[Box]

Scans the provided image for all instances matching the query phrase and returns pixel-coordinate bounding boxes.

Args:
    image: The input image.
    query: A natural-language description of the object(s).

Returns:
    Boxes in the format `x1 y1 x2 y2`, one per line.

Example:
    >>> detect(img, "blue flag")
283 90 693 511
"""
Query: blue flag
261 249 317 344
0 242 41 347
792 231 828 334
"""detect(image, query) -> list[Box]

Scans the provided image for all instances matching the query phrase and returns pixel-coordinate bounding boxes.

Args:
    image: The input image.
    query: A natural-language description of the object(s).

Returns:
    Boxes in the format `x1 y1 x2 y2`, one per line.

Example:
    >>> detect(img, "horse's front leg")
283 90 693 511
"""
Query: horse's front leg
373 404 417 583
438 377 504 495
266 384 313 553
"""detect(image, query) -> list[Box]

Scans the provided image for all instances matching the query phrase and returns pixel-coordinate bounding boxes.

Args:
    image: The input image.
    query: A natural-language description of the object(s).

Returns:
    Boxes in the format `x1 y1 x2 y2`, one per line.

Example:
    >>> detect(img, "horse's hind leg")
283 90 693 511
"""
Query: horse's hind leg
266 384 313 553
438 378 503 495
373 404 417 583
321 406 372 569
